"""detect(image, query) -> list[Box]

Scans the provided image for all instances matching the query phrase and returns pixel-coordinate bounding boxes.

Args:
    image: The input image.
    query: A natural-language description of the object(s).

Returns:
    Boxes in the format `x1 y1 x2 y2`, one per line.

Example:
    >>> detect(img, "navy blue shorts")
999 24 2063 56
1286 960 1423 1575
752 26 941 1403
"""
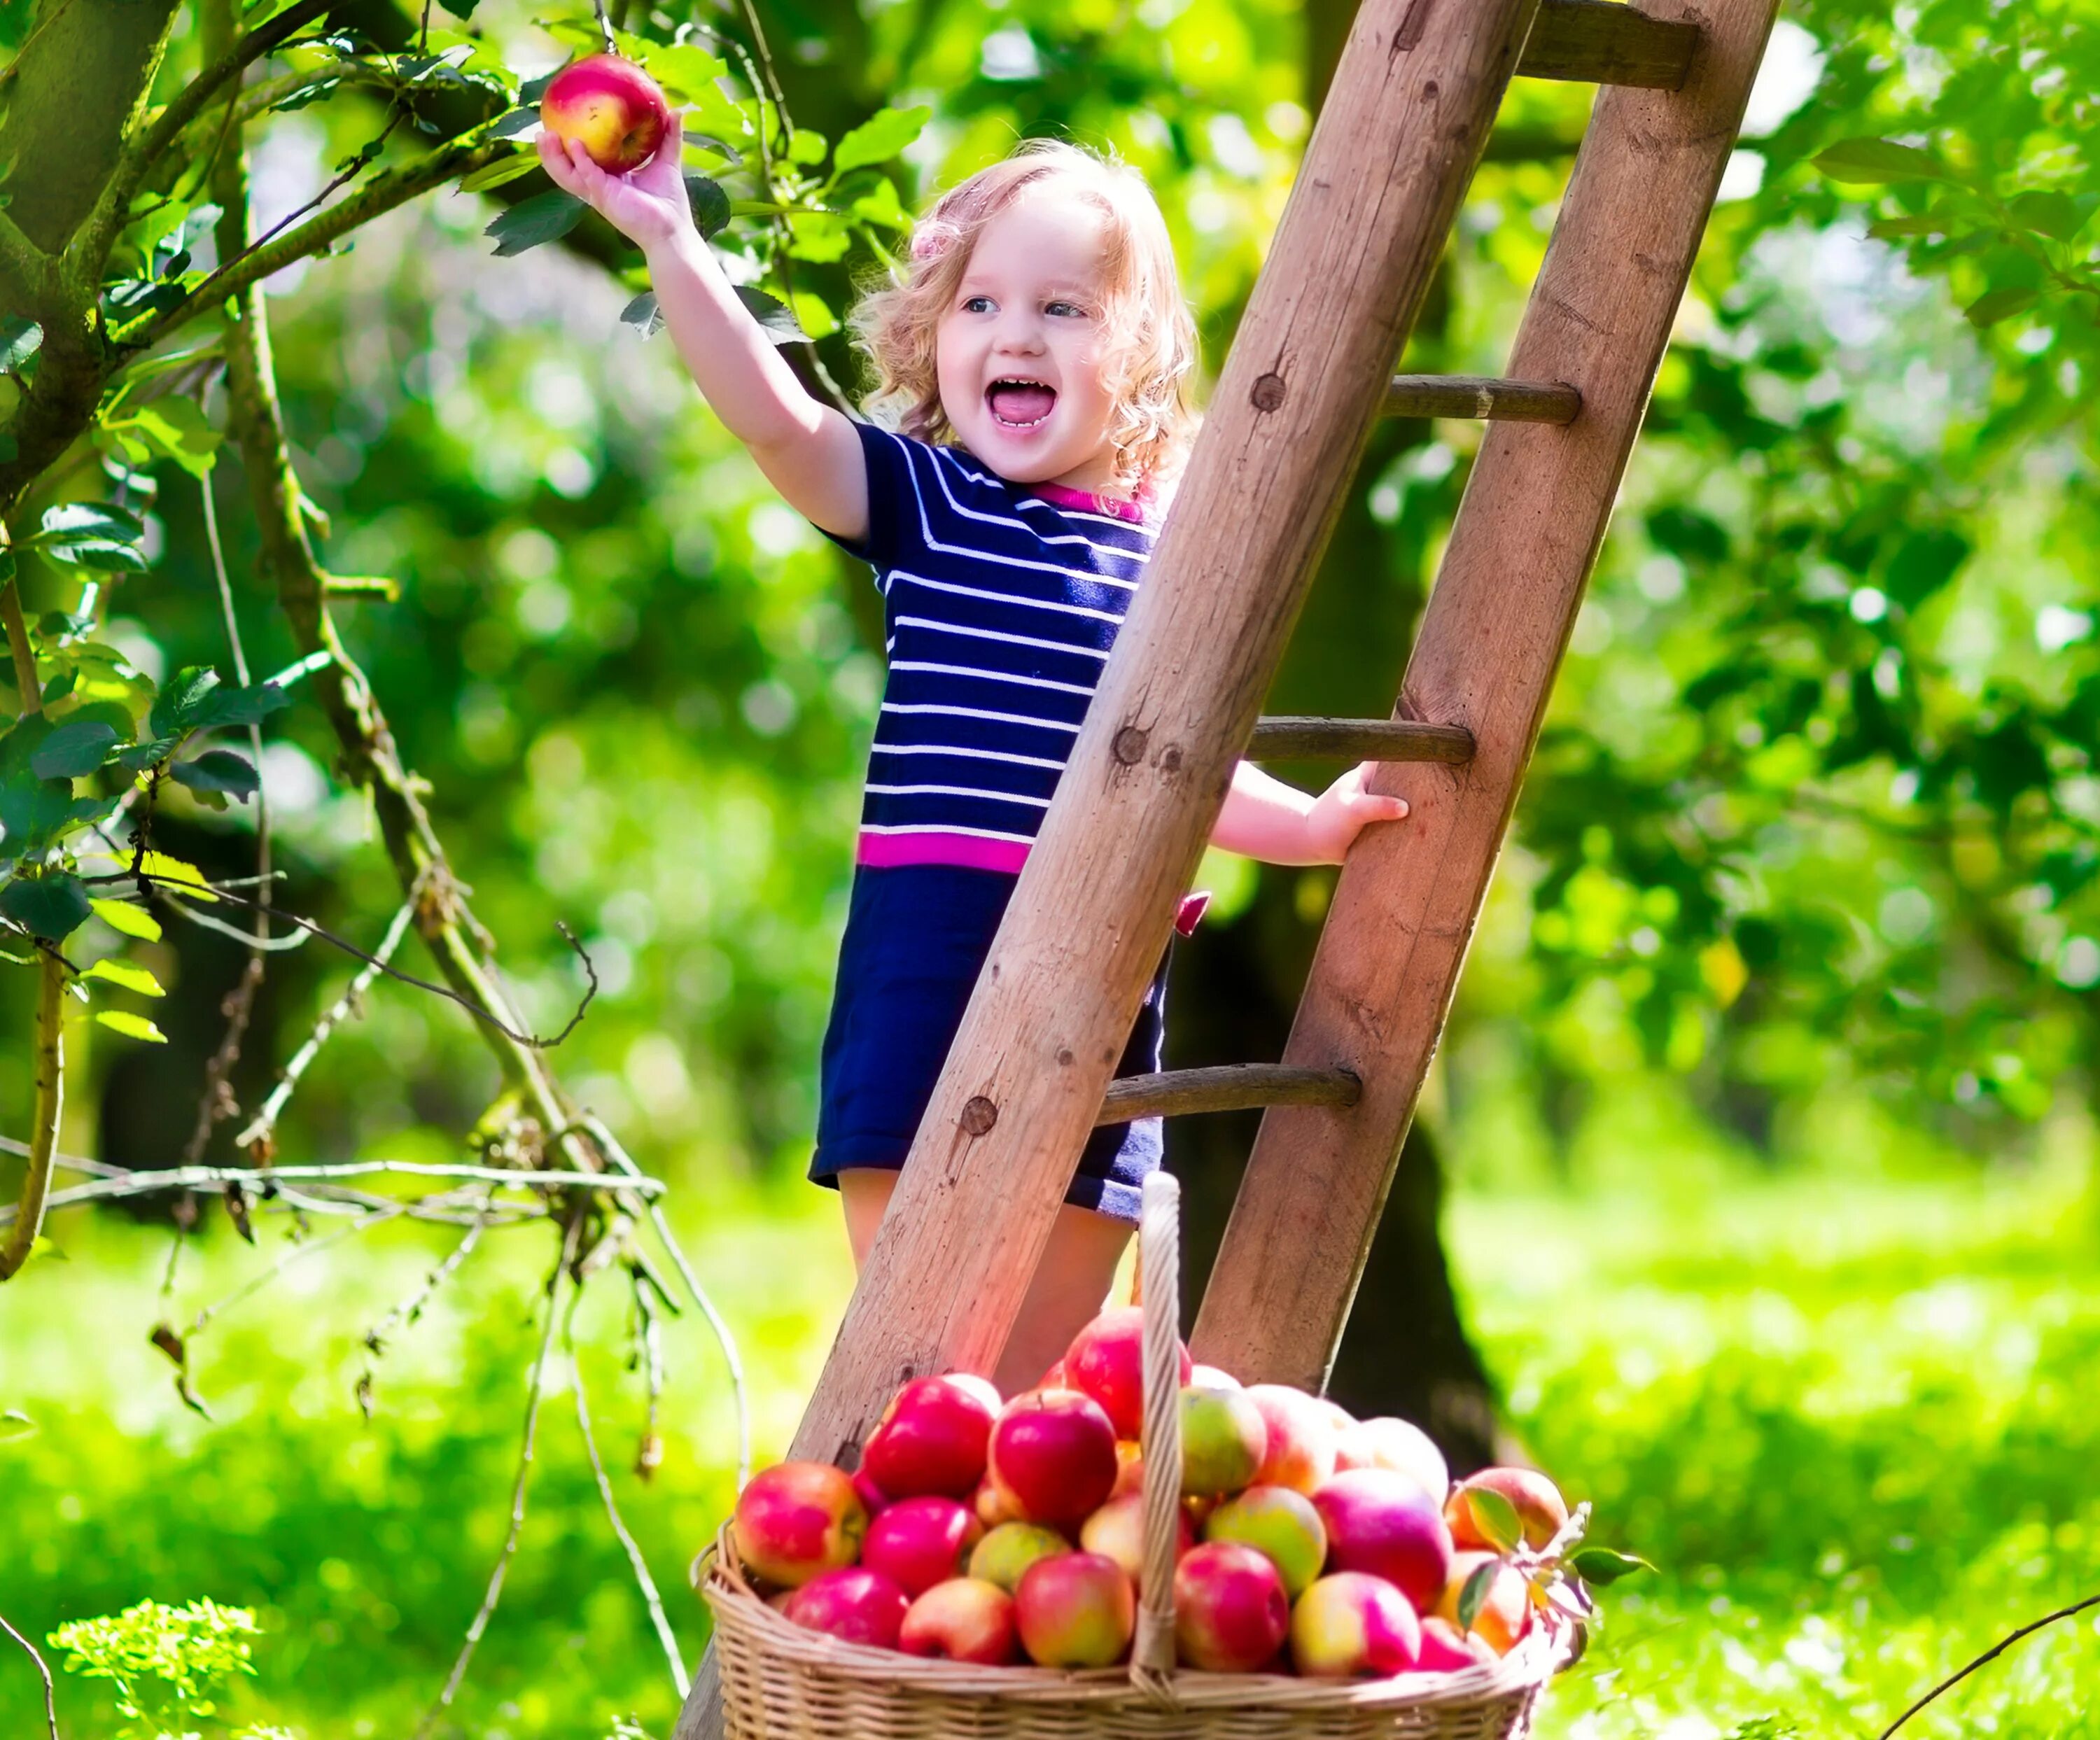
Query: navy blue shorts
811 863 1165 1222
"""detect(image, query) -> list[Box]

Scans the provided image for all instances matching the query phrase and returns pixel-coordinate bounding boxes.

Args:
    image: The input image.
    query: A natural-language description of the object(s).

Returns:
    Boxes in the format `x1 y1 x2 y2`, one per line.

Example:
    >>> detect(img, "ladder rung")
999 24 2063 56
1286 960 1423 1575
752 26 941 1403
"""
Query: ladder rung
1385 374 1581 424
1249 717 1476 764
1096 1065 1361 1126
1516 0 1699 90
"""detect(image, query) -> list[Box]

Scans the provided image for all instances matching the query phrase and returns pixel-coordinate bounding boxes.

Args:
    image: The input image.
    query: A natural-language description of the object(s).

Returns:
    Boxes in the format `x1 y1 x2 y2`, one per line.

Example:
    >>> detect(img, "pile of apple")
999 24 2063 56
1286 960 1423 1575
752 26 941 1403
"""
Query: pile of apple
728 1306 1592 1678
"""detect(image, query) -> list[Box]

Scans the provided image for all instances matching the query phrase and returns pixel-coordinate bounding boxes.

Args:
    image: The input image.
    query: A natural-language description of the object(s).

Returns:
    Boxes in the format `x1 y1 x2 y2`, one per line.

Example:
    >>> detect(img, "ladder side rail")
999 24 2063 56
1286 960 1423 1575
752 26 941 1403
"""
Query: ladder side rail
1190 0 1782 1392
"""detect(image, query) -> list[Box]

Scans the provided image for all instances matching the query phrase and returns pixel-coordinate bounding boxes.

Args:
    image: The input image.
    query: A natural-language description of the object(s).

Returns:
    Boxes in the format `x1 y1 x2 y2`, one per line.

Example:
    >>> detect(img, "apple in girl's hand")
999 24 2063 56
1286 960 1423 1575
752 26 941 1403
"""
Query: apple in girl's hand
1416 1615 1497 1671
1446 1467 1569 1552
1245 1385 1339 1495
899 1577 1019 1664
1064 1306 1191 1439
782 1566 909 1648
862 1495 983 1598
1014 1551 1136 1668
967 1521 1070 1594
1079 1491 1193 1587
988 1390 1118 1527
1172 1541 1289 1672
864 1374 998 1499
1312 1468 1454 1609
539 54 669 174
1179 1386 1268 1496
1434 1552 1532 1655
1111 1440 1144 1499
1289 1573 1424 1678
1203 1485 1326 1599
734 1462 868 1587
1336 1417 1449 1506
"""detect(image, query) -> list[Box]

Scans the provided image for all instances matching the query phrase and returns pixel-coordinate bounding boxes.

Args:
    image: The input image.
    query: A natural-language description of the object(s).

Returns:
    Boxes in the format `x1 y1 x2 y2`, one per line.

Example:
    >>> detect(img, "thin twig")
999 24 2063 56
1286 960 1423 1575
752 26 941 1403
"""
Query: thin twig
234 882 424 1152
189 1203 407 1337
1879 1592 2100 1739
580 1113 750 1489
570 1332 690 1697
95 870 598 1050
419 1214 582 1737
359 1207 493 1415
0 1155 666 1223
0 1610 59 1740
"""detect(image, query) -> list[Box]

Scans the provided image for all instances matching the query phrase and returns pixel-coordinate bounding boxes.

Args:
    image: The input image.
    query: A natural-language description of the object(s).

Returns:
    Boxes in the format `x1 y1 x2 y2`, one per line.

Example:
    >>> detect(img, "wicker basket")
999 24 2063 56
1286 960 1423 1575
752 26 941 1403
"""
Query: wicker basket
705 1172 1570 1739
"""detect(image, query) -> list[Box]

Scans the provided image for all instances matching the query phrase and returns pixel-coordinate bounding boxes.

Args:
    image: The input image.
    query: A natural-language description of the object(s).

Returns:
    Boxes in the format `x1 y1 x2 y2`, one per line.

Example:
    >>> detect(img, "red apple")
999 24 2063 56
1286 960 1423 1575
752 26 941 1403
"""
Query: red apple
1063 1306 1191 1439
1336 1416 1449 1504
1245 1385 1338 1496
864 1375 999 1501
1433 1552 1532 1655
1014 1551 1136 1669
862 1495 982 1599
1079 1491 1193 1589
851 1467 890 1518
1312 1468 1454 1610
1172 1541 1289 1673
1037 1359 1068 1391
782 1566 908 1648
733 1461 868 1589
967 1520 1070 1594
899 1577 1019 1664
1446 1467 1569 1552
1416 1615 1497 1672
1179 1386 1268 1497
988 1389 1118 1528
1190 1363 1241 1390
1289 1572 1423 1678
539 54 668 174
1203 1485 1327 1599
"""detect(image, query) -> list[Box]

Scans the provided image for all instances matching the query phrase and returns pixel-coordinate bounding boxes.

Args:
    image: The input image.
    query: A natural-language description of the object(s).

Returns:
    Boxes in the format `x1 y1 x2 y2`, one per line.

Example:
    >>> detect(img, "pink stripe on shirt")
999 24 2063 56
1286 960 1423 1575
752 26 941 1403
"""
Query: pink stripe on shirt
1028 480 1154 524
855 830 1209 935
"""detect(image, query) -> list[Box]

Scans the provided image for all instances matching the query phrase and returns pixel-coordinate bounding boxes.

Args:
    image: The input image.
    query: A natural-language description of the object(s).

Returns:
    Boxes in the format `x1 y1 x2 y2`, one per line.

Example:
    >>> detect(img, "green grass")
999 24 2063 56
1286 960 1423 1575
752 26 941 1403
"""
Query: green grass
3 1151 2096 1737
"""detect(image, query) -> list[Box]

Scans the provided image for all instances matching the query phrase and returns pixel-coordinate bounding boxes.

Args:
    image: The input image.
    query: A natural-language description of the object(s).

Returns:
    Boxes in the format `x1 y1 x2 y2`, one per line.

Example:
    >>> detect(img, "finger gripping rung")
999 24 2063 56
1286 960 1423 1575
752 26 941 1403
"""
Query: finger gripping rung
1249 717 1476 763
1385 374 1581 423
1098 1065 1362 1126
1517 0 1700 90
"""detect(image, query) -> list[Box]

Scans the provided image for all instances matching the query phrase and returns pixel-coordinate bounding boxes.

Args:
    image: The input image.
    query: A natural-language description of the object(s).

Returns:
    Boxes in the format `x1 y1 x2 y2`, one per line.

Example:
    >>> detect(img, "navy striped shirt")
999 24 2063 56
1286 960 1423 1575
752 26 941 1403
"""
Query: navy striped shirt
825 423 1156 874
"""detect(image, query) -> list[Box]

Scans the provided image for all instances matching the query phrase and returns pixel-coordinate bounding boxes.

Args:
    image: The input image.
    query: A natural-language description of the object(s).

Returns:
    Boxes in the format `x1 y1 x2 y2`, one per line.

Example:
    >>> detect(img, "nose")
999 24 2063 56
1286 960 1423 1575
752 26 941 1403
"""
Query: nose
993 304 1046 355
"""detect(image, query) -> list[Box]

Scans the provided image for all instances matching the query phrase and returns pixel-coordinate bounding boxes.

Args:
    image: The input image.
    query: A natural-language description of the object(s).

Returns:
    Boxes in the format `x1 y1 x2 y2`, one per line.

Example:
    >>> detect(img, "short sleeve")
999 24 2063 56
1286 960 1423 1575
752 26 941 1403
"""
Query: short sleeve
816 421 925 577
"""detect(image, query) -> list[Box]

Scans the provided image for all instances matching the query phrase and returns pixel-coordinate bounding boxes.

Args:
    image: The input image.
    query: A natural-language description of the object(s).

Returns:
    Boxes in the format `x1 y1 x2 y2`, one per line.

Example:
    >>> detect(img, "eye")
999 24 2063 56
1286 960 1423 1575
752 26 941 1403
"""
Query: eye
1045 300 1088 318
961 294 995 314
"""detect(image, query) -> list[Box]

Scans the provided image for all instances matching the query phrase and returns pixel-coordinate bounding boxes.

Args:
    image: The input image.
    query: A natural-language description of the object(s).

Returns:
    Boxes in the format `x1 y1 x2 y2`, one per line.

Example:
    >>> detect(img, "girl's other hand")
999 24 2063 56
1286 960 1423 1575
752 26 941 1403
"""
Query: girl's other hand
1300 762 1410 864
536 111 695 253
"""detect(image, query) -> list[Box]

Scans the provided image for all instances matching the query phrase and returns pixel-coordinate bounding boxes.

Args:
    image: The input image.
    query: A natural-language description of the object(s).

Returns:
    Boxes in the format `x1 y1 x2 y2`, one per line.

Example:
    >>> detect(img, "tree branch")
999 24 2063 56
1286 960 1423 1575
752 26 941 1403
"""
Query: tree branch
80 0 336 276
0 951 67 1281
0 1609 59 1740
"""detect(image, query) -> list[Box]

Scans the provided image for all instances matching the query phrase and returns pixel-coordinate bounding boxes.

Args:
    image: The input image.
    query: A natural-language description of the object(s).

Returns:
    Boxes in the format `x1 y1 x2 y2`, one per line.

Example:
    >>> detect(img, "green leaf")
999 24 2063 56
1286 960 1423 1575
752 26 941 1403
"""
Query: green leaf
36 502 145 547
1569 1547 1655 1587
84 956 165 997
488 106 540 139
192 680 290 730
149 665 221 739
0 871 91 941
0 316 41 372
1462 1485 1525 1554
94 1008 168 1043
0 1410 36 1441
786 128 828 167
685 174 730 240
29 719 120 778
89 897 162 941
172 748 259 799
1812 138 1950 185
114 396 221 478
736 286 806 346
42 538 148 573
1964 286 2038 328
621 291 664 338
830 106 930 177
0 771 74 855
2005 190 2089 241
458 151 542 195
1455 1560 1498 1632
116 736 180 773
486 188 586 256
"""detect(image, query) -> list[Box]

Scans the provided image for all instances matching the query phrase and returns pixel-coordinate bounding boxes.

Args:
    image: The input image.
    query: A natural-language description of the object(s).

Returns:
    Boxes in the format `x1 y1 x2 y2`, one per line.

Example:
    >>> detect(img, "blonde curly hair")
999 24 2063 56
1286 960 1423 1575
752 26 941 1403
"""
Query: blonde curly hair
853 140 1199 495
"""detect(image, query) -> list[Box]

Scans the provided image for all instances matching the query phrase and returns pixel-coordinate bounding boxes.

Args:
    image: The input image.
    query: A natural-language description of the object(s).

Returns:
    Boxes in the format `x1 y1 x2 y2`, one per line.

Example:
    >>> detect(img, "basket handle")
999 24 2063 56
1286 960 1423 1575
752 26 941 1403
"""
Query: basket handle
1130 1169 1182 1690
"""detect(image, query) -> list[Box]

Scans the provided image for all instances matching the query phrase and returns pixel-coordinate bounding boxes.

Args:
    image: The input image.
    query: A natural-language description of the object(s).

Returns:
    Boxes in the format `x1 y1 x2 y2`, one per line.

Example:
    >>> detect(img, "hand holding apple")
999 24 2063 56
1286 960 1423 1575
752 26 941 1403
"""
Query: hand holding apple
536 92 692 253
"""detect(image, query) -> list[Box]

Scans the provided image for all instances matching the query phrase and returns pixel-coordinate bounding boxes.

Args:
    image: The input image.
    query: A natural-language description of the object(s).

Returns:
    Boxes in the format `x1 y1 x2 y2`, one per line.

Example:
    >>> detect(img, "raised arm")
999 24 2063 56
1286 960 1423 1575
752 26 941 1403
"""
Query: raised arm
538 118 867 542
1210 760 1410 866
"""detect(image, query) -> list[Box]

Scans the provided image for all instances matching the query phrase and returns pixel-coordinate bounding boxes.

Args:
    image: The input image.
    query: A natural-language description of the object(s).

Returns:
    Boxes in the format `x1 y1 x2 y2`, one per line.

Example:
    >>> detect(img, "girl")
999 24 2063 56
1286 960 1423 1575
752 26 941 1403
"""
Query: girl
540 125 1409 1394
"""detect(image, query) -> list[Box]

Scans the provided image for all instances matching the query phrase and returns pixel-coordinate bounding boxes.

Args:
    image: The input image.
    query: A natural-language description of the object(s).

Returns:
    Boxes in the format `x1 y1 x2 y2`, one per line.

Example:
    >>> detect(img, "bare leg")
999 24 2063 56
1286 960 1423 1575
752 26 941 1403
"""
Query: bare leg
834 1169 1132 1396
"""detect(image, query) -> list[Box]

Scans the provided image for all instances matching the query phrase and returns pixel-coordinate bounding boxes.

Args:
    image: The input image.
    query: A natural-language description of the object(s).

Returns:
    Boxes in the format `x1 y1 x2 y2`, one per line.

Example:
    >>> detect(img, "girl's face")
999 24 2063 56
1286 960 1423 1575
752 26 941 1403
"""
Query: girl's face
935 190 1124 495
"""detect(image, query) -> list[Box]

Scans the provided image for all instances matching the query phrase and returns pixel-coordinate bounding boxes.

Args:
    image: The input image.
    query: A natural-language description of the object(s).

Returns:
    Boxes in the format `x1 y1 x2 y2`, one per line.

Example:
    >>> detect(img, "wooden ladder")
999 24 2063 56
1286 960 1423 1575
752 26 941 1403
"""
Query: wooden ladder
680 0 1774 1729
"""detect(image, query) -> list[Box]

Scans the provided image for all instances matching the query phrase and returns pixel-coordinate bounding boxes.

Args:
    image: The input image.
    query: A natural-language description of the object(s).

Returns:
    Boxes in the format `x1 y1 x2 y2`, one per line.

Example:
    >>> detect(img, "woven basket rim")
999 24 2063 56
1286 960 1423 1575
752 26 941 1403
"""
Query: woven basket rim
706 1527 1571 1711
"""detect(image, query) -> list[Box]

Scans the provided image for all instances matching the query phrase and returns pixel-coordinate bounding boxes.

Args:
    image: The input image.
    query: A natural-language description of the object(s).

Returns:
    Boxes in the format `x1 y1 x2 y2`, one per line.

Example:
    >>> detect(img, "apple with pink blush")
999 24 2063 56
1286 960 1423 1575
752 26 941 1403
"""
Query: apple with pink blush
1334 1415 1450 1505
1172 1541 1289 1673
862 1495 983 1598
967 1521 1069 1594
1179 1385 1268 1496
899 1577 1020 1664
782 1566 909 1648
863 1374 999 1500
1078 1492 1193 1587
1014 1551 1136 1668
538 55 668 174
1202 1485 1326 1599
988 1389 1118 1528
1312 1468 1455 1609
1289 1572 1423 1678
1244 1384 1338 1495
733 1461 868 1588
1416 1615 1497 1672
1063 1305 1191 1439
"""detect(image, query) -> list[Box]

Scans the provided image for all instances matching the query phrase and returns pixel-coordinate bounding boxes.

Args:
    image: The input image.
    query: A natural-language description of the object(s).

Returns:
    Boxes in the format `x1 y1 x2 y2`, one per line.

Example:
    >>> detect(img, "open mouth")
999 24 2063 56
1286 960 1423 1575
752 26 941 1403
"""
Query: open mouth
986 378 1058 429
